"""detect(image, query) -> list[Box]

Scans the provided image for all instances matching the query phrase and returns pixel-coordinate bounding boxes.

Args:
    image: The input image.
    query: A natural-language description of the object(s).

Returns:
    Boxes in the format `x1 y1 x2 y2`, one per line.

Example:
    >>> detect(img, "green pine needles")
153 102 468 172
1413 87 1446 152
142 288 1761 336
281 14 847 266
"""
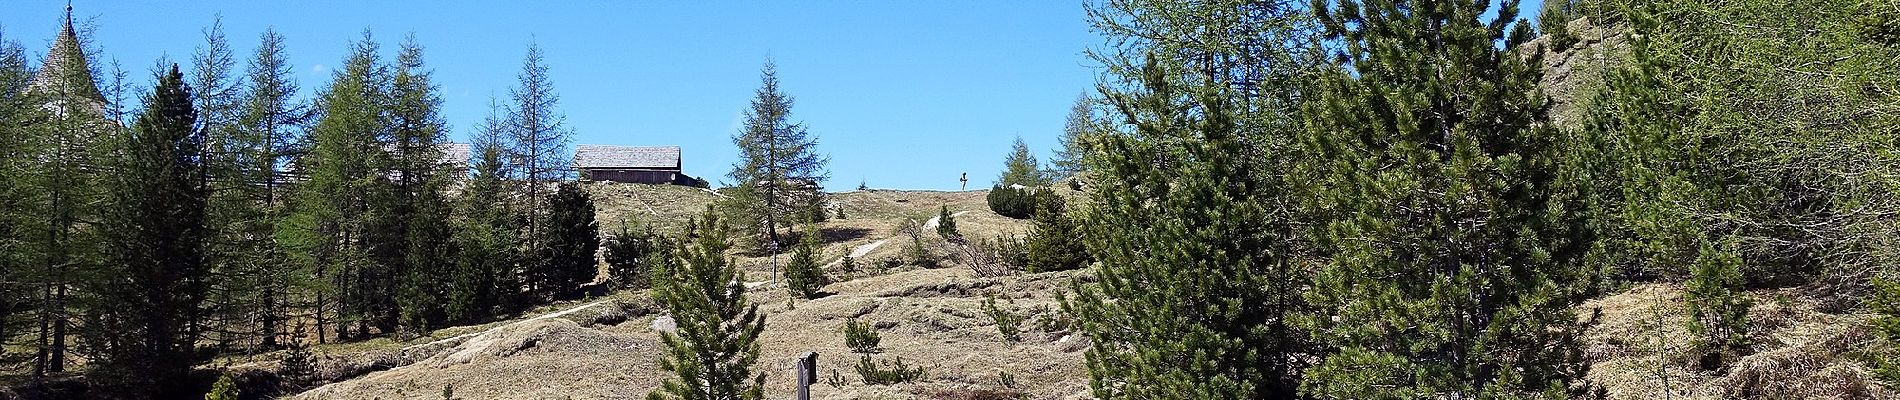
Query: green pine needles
647 207 767 400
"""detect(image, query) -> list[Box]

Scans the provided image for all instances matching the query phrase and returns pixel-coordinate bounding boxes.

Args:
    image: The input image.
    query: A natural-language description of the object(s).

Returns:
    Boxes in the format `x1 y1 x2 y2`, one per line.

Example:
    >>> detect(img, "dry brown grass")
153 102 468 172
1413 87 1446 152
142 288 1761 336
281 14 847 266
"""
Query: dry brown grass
1581 283 1895 400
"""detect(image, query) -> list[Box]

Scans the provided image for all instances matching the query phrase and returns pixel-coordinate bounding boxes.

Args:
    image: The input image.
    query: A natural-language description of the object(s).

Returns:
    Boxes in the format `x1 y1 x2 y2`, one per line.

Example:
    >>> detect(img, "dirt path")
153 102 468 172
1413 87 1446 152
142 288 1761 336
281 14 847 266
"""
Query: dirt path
400 299 610 352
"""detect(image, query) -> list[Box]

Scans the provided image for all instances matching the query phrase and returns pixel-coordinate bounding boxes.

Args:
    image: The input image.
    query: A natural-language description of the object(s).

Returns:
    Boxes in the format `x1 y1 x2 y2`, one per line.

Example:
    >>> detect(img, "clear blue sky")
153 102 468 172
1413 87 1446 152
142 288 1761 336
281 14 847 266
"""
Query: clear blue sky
1 1 1541 191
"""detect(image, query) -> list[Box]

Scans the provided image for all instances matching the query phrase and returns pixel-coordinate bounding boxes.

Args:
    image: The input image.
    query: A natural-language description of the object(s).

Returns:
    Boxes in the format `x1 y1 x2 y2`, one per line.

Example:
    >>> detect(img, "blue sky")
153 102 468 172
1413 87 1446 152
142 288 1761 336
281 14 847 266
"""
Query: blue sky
1 1 1540 190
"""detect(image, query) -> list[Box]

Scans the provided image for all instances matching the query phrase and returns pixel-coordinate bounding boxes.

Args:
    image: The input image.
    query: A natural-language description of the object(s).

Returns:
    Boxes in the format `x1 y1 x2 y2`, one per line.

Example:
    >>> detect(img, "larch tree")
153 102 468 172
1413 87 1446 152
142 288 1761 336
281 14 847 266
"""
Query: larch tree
280 32 386 342
1049 92 1094 178
191 17 268 354
503 42 571 276
726 60 827 248
1296 0 1595 396
648 207 767 400
994 137 1048 187
0 27 41 372
234 27 307 349
383 35 456 334
88 64 209 399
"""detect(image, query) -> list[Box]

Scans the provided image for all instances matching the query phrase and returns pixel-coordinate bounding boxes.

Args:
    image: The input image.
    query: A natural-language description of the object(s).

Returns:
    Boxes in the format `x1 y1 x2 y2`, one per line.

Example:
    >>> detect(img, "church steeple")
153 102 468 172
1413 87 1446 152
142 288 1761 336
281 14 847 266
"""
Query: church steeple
28 2 106 104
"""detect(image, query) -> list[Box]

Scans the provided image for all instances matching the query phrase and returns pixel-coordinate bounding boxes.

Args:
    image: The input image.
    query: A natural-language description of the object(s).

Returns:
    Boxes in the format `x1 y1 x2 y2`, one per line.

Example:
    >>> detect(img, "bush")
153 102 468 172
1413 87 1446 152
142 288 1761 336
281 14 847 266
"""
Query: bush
959 237 1022 278
936 206 961 241
603 224 660 289
986 185 1059 219
844 317 881 354
785 226 829 299
898 218 939 268
205 373 239 400
1024 195 1088 272
1686 238 1753 369
1539 0 1579 51
839 255 859 277
983 295 1024 342
855 355 925 385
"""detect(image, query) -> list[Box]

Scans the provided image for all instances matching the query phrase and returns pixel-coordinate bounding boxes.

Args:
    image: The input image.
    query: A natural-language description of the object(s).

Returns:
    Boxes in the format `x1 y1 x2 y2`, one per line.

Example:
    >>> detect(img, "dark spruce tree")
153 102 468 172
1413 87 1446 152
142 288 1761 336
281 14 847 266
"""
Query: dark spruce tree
89 64 208 398
1297 0 1595 396
603 222 659 290
448 110 520 323
533 182 599 300
648 207 766 400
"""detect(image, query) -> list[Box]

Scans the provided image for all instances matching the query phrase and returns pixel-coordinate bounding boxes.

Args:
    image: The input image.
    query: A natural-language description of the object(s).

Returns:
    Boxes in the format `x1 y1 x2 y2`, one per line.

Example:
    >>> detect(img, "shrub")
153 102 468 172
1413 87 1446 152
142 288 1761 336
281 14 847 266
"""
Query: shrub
995 234 1028 269
959 237 1022 278
1686 238 1753 369
603 224 659 289
1024 196 1088 272
1869 277 1900 386
785 226 829 299
855 355 925 385
936 206 961 241
205 373 238 400
986 185 1038 219
898 218 939 268
983 295 1024 342
844 317 881 354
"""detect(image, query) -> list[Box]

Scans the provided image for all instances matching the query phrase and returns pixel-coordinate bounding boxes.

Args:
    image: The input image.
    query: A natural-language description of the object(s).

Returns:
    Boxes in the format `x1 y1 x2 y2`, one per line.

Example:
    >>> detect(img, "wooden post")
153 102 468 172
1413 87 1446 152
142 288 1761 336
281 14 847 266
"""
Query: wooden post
795 351 818 400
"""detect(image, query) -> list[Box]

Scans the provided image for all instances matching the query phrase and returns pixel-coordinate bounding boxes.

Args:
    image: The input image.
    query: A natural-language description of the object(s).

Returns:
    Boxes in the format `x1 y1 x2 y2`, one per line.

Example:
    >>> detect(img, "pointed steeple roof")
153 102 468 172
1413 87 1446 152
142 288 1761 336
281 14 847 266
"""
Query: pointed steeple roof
28 4 105 103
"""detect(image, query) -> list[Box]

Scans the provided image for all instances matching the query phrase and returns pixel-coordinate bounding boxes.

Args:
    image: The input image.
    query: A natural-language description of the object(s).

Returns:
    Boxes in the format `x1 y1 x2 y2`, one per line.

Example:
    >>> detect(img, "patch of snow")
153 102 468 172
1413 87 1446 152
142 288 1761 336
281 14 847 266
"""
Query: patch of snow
650 315 676 333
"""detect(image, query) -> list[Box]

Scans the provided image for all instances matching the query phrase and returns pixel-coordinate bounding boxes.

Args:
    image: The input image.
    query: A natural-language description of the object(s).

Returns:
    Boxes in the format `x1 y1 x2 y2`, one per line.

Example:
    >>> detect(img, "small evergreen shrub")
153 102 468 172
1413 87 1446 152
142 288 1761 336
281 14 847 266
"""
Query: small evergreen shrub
1685 238 1753 369
1870 277 1900 386
1024 196 1088 273
855 355 925 385
204 372 238 400
603 224 659 290
986 185 1038 219
936 206 961 241
844 317 882 354
983 294 1024 342
785 226 829 299
1539 0 1579 51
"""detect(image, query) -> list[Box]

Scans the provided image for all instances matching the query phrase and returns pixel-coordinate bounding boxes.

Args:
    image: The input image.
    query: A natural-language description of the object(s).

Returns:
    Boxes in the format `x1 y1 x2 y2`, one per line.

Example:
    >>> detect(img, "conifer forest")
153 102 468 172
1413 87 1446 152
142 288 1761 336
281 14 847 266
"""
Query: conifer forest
3 0 1900 399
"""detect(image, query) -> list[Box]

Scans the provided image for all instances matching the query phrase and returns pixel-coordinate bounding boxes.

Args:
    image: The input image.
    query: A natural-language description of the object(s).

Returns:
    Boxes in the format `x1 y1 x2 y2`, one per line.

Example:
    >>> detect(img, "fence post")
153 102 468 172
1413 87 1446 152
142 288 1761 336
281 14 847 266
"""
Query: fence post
795 351 818 400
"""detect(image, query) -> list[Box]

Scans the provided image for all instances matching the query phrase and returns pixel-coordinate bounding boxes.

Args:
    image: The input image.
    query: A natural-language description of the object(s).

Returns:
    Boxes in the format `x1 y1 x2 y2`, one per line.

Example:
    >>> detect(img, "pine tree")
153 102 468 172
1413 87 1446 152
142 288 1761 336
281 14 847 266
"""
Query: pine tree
1070 54 1308 398
726 60 828 248
532 182 599 300
448 103 520 322
89 63 209 398
934 205 960 241
995 137 1048 187
205 372 239 400
604 222 658 290
648 207 767 400
1023 196 1086 273
1684 237 1751 367
1298 0 1594 396
783 225 827 299
281 32 386 342
235 27 307 349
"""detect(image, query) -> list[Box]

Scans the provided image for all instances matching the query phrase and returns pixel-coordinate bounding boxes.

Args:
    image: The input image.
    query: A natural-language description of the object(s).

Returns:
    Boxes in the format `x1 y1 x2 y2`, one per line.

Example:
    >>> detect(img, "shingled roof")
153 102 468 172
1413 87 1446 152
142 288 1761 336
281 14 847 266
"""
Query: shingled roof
573 145 681 170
